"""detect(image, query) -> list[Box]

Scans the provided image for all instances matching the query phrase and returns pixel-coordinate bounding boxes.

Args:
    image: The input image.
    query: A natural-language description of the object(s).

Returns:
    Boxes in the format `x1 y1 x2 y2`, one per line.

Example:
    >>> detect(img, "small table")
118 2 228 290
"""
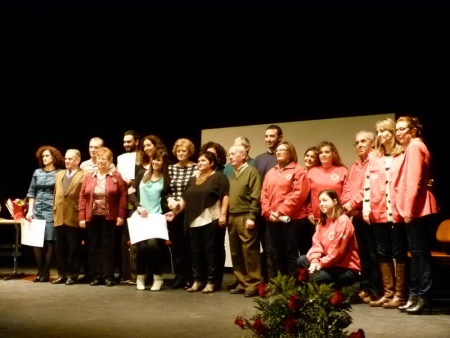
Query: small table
0 219 24 280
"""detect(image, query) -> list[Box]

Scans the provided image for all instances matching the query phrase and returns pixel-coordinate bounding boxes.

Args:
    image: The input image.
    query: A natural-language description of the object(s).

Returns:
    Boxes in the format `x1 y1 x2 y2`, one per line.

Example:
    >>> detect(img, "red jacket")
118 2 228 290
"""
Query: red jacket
78 170 128 222
341 157 368 214
393 138 438 220
261 162 310 220
307 214 361 271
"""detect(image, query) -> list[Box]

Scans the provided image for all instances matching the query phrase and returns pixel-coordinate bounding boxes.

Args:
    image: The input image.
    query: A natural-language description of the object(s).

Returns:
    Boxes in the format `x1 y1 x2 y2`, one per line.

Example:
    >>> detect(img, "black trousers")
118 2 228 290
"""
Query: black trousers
87 216 116 280
55 225 82 278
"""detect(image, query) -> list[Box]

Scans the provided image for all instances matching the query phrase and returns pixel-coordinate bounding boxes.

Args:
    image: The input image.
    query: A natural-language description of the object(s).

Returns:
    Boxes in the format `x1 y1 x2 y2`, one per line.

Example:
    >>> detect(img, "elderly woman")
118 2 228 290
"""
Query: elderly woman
78 147 128 287
178 151 229 293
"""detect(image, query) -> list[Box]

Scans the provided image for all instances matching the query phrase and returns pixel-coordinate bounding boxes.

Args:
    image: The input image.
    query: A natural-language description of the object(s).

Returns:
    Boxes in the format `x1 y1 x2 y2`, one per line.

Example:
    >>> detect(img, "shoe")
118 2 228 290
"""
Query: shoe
202 283 215 293
105 279 114 287
358 290 371 302
90 278 102 286
369 296 391 307
171 279 185 290
399 296 419 312
383 296 405 309
65 278 76 285
150 275 164 291
39 273 50 283
229 288 245 295
187 280 203 292
363 294 380 304
227 280 239 290
184 281 193 290
244 290 258 298
51 276 67 284
33 273 41 283
406 298 432 315
77 276 89 284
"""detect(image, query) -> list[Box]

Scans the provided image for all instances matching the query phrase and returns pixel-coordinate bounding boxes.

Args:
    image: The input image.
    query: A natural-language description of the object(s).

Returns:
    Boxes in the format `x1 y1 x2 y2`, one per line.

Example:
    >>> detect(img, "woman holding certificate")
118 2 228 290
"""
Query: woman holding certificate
129 149 175 291
26 145 65 282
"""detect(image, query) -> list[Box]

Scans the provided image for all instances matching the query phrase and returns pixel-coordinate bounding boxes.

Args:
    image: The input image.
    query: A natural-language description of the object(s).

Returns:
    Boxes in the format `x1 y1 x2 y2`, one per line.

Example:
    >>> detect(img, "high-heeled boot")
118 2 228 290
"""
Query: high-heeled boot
406 297 432 315
383 262 407 309
399 296 418 312
369 262 395 307
33 271 41 283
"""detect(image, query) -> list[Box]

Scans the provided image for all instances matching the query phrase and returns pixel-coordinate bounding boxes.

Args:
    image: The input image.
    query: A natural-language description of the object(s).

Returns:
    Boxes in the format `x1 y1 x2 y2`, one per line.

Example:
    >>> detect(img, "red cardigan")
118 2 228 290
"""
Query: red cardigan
78 170 128 222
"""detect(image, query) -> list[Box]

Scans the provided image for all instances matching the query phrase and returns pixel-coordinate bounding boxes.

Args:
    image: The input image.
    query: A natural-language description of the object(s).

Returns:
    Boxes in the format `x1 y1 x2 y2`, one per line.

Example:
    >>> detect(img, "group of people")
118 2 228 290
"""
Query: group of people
23 116 439 314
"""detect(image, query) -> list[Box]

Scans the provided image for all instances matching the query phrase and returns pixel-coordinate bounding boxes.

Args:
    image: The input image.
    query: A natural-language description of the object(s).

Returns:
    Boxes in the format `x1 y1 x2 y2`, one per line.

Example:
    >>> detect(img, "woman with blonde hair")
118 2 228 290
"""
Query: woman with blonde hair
363 118 408 309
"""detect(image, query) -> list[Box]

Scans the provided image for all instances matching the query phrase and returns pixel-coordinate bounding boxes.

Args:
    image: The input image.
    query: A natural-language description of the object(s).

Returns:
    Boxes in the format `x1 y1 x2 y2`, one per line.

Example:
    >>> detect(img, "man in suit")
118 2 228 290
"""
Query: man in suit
52 149 85 285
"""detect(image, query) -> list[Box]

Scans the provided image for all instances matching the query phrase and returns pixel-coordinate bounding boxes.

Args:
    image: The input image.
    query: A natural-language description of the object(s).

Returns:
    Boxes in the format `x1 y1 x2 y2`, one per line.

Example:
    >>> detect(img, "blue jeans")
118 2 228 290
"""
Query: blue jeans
406 214 434 298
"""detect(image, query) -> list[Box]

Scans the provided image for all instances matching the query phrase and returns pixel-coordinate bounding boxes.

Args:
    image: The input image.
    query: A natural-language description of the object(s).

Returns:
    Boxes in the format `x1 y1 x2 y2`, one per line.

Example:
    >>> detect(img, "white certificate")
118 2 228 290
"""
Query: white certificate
20 219 46 247
117 152 136 180
127 211 169 244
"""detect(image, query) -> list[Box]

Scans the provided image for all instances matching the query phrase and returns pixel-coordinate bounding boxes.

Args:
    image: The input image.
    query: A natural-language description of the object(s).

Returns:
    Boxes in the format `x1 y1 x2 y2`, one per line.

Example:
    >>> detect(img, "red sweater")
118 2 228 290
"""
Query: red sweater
307 214 361 271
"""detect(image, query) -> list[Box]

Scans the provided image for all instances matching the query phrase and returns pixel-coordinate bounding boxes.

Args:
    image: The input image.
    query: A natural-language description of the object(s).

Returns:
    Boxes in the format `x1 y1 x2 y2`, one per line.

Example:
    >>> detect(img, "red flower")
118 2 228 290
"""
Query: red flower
330 290 344 306
258 282 268 298
283 318 297 333
348 328 366 338
234 316 246 329
298 267 309 282
252 318 266 335
288 294 300 310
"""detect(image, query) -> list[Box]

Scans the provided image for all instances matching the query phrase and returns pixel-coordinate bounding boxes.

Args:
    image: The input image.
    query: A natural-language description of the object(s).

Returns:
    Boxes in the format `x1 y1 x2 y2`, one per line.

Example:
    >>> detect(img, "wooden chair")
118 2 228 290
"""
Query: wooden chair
430 219 450 297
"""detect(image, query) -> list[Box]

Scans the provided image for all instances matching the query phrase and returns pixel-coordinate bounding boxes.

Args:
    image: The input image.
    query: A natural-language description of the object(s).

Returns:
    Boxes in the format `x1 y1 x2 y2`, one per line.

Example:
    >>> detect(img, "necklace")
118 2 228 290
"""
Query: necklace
196 171 214 185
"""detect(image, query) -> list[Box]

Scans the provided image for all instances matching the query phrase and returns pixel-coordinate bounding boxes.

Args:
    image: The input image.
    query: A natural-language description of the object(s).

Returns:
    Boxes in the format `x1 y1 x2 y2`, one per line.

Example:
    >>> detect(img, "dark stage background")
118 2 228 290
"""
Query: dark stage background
1 2 449 222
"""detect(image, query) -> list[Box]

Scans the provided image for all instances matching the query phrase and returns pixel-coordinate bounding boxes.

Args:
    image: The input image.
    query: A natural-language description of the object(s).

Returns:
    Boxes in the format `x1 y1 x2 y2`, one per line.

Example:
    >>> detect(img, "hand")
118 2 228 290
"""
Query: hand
79 220 86 229
246 220 255 230
164 211 175 222
137 206 149 218
26 212 33 222
307 215 316 225
269 212 279 222
218 214 227 227
308 262 320 274
404 216 413 224
116 217 124 226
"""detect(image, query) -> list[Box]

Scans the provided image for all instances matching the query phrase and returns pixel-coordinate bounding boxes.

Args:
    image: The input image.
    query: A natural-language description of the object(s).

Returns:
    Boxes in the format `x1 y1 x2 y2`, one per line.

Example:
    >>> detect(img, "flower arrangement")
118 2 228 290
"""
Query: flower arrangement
234 269 365 338
5 198 28 220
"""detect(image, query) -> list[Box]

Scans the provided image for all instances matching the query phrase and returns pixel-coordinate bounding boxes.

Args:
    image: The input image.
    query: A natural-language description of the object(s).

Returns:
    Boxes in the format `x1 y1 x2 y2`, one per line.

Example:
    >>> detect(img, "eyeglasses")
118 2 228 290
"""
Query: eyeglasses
276 149 288 153
396 127 410 132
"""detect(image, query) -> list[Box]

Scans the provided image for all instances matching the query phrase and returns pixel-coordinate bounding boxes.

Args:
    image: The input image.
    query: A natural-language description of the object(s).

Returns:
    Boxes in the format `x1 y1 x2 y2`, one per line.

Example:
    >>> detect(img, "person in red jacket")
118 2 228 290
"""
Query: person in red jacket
78 147 128 287
394 116 439 314
298 189 361 289
261 141 310 279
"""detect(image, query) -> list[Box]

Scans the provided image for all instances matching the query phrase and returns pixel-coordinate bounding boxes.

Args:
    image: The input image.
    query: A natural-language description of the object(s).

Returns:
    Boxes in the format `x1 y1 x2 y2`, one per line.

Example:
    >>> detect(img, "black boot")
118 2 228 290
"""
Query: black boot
398 296 418 312
406 297 432 315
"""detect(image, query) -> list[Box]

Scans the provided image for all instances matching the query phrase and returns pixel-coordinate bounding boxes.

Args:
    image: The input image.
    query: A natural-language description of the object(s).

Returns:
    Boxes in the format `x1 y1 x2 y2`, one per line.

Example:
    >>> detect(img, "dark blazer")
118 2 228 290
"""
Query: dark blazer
53 169 85 227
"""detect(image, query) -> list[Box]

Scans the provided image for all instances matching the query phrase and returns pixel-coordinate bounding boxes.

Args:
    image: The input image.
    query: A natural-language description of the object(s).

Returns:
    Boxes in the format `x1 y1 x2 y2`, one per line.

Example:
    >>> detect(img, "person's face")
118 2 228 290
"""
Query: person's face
42 150 53 166
228 147 245 168
96 154 111 170
65 151 80 170
176 146 190 162
304 150 318 170
123 135 138 153
152 157 163 172
318 192 336 217
354 134 373 159
275 144 289 163
89 140 102 158
143 139 156 158
376 127 394 146
395 121 414 146
197 155 212 172
318 146 333 165
265 129 282 151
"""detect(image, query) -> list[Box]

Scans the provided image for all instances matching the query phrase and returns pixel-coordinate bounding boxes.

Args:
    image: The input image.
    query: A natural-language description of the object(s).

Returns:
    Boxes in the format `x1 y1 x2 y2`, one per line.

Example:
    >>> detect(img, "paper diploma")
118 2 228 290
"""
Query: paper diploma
20 219 46 247
117 152 136 180
127 211 169 244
